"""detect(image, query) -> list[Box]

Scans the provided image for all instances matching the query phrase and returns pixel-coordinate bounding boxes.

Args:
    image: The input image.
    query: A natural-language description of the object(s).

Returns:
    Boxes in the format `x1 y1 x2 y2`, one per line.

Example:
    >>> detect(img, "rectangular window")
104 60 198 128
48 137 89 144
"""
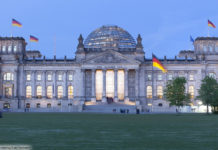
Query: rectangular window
68 74 73 81
2 46 6 52
47 74 52 81
189 74 194 81
37 74 41 81
168 74 173 80
14 45 17 52
58 74 62 81
8 46 12 53
26 74 31 81
157 74 162 80
147 74 152 81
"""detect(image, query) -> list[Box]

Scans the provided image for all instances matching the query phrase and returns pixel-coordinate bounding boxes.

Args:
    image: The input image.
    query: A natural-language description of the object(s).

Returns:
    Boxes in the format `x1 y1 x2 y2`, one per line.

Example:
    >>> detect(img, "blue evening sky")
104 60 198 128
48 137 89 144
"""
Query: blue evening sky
1 0 218 59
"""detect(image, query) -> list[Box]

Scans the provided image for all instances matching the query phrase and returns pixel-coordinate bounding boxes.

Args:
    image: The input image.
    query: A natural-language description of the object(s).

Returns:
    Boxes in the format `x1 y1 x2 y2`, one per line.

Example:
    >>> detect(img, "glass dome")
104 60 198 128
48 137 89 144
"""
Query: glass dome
84 25 136 49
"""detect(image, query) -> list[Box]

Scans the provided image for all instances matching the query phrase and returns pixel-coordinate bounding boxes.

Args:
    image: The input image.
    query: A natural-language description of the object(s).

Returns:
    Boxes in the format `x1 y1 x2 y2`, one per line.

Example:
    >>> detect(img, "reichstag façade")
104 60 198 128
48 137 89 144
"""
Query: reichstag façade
0 25 216 113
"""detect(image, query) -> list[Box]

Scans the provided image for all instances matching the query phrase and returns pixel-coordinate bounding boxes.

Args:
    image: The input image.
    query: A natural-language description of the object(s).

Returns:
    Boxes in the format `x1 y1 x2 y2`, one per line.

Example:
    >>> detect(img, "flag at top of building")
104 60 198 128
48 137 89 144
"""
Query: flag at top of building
190 35 194 43
208 19 216 28
12 19 22 27
30 35 39 42
152 54 167 73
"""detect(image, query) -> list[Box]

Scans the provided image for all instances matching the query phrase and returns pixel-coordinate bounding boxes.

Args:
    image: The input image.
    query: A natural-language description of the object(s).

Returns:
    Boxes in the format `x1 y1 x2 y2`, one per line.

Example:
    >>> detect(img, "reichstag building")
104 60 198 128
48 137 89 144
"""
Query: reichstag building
0 25 216 113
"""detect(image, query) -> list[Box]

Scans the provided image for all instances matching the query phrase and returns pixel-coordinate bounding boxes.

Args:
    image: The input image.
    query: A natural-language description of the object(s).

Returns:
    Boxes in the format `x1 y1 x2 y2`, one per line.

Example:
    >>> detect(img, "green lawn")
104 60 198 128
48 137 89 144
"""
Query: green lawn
0 113 218 150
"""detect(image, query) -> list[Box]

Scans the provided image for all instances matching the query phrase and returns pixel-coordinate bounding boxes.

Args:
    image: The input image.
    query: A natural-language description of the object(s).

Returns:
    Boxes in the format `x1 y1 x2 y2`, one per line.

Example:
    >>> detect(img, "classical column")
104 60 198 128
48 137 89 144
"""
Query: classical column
43 71 46 98
65 71 68 99
124 69 129 101
32 71 36 99
91 69 96 102
82 69 86 101
102 69 106 102
135 69 139 101
53 71 56 99
114 69 118 102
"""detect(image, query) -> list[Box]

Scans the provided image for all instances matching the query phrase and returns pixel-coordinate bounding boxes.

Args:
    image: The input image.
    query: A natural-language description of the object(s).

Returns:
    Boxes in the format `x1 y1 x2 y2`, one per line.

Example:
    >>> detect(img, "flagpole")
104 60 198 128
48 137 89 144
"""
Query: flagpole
208 24 210 37
152 55 154 113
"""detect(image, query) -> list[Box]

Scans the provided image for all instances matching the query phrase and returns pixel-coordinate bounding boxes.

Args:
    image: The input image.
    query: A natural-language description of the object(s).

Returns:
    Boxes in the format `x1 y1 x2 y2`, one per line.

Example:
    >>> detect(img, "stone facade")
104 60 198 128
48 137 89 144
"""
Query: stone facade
0 26 217 113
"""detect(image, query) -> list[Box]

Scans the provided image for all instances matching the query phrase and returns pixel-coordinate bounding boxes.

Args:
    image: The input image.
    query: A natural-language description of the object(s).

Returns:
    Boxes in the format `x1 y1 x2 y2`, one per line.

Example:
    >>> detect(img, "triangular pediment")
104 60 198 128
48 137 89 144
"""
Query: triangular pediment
82 50 141 65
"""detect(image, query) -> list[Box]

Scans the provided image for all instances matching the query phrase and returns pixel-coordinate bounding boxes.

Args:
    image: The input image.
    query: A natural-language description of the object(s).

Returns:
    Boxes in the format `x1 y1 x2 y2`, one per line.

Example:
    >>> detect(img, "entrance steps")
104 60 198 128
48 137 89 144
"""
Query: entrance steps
83 103 137 114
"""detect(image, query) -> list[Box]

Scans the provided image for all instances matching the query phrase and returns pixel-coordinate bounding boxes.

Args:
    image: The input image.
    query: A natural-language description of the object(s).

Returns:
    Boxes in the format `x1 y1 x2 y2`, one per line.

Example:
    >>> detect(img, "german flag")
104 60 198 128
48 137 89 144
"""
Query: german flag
30 35 39 42
152 54 167 73
12 19 22 27
208 20 216 28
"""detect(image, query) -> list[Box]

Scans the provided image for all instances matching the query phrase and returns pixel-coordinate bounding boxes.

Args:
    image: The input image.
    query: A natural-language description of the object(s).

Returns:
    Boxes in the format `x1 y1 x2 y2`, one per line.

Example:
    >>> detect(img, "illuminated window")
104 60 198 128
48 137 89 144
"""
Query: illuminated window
106 70 114 98
147 74 152 81
47 74 52 81
14 45 17 52
57 86 63 99
26 74 31 81
36 86 42 99
157 86 163 99
47 86 53 99
5 87 12 98
37 74 41 81
96 70 103 100
157 74 162 80
8 45 12 52
168 74 173 80
209 72 216 78
4 73 14 81
68 86 73 99
58 74 62 81
189 74 194 81
26 86 32 98
189 86 194 99
2 46 6 52
69 74 73 81
3 103 10 109
118 70 124 100
146 86 152 99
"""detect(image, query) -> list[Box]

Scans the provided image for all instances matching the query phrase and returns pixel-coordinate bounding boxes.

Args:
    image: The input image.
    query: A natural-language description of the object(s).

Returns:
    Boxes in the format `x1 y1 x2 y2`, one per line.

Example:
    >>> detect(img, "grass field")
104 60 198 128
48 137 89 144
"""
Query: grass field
0 113 218 150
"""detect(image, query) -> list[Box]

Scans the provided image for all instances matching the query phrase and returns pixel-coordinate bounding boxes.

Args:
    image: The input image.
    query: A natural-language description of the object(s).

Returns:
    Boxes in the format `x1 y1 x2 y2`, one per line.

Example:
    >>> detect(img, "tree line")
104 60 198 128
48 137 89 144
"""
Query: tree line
164 76 218 114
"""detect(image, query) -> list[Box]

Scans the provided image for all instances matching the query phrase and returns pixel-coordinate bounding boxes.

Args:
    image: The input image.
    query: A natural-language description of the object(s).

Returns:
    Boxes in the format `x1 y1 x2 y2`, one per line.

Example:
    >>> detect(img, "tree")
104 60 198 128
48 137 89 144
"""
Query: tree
164 77 190 112
197 76 218 114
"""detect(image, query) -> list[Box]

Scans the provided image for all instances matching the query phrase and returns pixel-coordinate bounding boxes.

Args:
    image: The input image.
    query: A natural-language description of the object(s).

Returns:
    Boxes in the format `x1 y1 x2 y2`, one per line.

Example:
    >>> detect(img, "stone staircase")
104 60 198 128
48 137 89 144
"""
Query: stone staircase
83 103 137 114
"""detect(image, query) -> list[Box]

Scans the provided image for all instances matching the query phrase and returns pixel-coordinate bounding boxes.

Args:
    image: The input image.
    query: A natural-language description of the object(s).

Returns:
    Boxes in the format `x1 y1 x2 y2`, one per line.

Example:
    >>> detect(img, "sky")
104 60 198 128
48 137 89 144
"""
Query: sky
1 0 218 59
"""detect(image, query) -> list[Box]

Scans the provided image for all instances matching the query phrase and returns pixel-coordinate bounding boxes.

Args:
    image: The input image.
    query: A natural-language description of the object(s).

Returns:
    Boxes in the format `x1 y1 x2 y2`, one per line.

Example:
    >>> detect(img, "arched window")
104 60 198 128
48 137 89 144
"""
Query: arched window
3 73 14 81
36 86 42 99
47 86 53 99
189 86 194 99
57 86 63 99
157 86 163 99
26 86 32 98
146 86 152 99
68 86 73 99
